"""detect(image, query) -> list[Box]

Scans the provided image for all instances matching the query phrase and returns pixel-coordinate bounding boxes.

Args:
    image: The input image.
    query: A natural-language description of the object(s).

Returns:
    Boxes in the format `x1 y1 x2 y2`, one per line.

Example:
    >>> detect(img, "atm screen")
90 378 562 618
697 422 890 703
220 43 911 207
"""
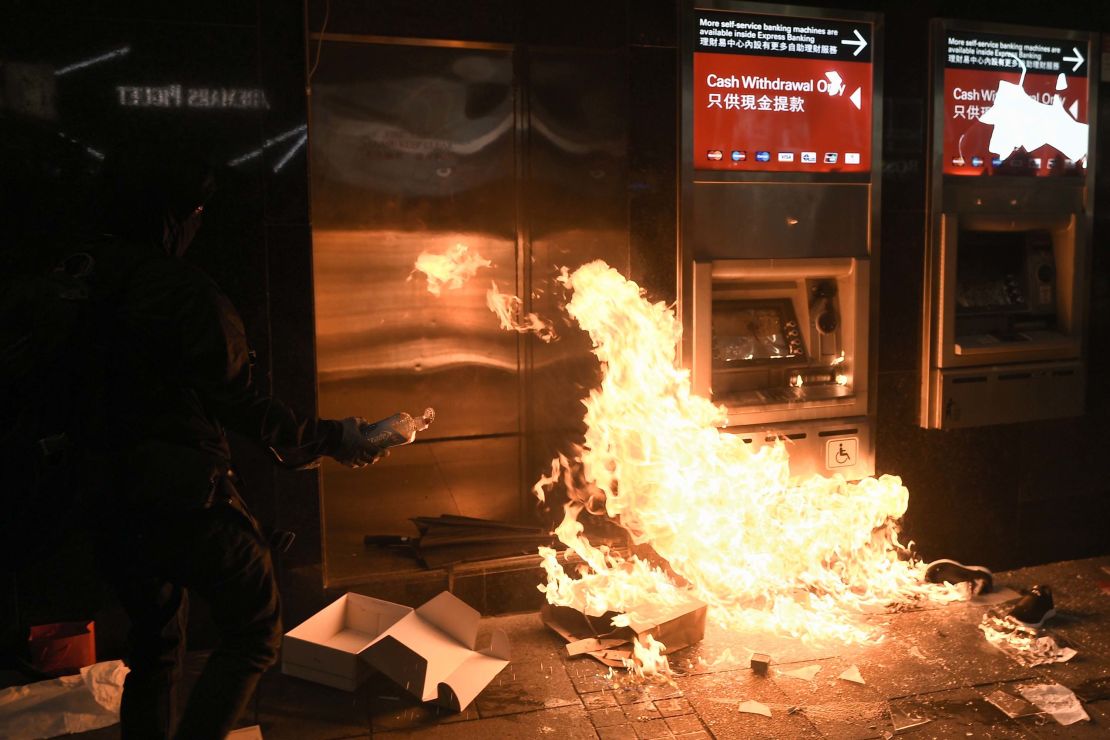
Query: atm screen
955 232 1028 313
941 30 1089 177
692 8 873 173
712 299 806 366
955 229 1055 315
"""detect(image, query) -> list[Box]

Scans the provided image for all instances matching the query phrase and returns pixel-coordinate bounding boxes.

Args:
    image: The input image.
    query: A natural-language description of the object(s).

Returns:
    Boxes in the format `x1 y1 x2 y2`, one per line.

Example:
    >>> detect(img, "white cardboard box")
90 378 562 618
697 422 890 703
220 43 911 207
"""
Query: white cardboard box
282 591 510 711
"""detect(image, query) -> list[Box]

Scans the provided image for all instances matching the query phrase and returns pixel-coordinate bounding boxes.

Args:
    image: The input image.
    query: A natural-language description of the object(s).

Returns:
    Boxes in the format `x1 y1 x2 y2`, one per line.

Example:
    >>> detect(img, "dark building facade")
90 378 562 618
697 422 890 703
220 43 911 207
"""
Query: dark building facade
3 0 1109 651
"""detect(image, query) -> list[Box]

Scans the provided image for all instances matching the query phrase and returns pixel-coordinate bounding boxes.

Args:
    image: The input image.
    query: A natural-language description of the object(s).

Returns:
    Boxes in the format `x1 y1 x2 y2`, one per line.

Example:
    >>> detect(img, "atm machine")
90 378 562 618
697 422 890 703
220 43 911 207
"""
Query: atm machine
680 1 881 478
920 20 1097 428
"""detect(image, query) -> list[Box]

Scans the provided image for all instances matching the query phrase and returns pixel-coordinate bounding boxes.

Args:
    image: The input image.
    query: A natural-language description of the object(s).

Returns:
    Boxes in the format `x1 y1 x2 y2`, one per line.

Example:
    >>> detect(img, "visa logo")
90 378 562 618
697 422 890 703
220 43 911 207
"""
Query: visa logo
777 152 795 162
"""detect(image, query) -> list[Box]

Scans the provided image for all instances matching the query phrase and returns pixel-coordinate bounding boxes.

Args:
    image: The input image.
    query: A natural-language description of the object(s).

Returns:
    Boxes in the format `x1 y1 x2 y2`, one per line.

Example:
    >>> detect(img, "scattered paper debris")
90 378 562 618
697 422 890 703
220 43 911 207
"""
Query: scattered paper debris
776 664 821 682
889 706 931 733
838 665 865 684
979 613 1077 667
0 660 129 740
984 688 1041 719
907 646 929 661
540 599 706 670
738 699 772 717
1017 683 1090 725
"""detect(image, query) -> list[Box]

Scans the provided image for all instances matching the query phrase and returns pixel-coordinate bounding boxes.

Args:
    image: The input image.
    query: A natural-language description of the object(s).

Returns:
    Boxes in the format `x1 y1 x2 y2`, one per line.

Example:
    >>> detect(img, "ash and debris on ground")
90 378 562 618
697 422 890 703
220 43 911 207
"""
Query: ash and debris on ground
72 556 1110 738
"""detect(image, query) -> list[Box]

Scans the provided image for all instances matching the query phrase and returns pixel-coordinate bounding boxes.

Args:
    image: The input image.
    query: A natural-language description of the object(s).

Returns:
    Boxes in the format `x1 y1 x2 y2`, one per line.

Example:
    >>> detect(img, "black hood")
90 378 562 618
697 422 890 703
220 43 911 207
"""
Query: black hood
98 138 216 257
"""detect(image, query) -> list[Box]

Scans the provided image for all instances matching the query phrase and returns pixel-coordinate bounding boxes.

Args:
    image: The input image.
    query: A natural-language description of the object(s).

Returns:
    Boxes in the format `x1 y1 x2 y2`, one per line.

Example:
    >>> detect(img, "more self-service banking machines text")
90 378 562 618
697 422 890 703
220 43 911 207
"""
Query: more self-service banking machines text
921 20 1096 429
681 1 881 478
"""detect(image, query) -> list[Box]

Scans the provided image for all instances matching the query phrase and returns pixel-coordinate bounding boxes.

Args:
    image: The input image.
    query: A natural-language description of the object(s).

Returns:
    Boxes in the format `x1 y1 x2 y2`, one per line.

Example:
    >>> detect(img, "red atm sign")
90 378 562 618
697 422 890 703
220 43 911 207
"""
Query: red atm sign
940 29 1089 178
692 9 873 173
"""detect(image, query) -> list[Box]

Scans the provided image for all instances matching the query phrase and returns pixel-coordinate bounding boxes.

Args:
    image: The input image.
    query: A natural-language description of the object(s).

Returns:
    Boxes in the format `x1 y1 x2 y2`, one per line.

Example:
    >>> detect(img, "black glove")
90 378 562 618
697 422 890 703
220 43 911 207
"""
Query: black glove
333 417 388 468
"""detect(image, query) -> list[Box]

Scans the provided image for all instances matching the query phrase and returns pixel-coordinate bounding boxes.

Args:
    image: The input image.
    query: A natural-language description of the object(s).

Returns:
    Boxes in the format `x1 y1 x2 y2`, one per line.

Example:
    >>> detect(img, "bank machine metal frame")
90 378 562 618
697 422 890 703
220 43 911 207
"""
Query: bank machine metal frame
680 1 882 479
921 20 1097 429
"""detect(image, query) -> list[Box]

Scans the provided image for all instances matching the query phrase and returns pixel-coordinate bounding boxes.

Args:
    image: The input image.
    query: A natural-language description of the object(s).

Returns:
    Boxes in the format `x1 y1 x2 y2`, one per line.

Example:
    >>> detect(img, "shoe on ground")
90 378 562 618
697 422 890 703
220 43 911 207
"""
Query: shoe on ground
1009 585 1056 627
924 558 993 594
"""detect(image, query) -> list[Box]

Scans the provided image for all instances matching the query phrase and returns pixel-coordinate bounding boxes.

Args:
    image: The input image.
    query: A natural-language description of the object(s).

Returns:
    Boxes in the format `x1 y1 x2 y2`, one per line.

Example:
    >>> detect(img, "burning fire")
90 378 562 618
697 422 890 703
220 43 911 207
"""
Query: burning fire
411 243 491 295
409 243 557 342
486 281 557 343
531 261 961 672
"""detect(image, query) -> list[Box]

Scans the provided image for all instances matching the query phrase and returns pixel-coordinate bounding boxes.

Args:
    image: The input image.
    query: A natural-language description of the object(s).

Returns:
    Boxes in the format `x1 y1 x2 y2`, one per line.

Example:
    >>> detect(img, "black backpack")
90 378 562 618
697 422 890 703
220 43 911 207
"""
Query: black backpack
0 252 110 565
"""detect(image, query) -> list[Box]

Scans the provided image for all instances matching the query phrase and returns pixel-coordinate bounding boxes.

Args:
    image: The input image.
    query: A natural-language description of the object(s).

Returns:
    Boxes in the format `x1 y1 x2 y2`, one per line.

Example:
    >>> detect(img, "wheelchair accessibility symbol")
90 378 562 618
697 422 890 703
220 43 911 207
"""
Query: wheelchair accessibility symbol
826 437 858 469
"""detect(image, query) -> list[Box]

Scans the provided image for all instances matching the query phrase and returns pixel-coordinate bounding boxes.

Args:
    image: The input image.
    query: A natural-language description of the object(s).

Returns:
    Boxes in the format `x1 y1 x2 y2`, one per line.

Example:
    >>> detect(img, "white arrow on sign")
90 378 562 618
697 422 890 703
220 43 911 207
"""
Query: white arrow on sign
1063 46 1084 72
850 87 861 110
841 29 867 57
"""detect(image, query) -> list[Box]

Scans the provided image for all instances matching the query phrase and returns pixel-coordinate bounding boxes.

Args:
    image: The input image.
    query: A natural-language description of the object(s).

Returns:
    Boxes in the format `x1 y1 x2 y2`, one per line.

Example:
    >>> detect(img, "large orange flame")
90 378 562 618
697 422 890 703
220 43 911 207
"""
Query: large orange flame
535 261 961 672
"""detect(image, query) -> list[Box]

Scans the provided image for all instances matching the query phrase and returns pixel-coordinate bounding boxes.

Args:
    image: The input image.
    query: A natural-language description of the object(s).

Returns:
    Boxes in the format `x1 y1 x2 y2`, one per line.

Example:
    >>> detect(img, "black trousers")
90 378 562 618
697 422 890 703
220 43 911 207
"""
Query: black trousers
99 491 281 739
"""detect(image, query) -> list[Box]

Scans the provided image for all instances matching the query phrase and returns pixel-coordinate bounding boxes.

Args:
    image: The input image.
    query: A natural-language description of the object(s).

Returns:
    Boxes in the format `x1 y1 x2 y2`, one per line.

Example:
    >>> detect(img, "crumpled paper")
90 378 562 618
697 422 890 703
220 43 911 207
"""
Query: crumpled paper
776 664 821 682
838 665 865 684
1017 682 1090 725
978 613 1076 666
737 699 772 717
0 660 129 739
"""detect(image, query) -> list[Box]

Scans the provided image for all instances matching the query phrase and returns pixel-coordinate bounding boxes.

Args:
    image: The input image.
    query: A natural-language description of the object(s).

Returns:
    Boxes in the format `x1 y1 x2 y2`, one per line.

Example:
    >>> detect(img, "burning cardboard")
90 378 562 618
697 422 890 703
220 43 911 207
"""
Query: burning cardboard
282 591 509 711
540 592 706 667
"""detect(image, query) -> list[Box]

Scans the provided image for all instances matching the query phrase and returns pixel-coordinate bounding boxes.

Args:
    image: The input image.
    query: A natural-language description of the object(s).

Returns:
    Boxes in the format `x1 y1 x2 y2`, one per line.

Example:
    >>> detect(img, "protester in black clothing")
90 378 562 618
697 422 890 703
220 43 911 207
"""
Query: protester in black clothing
92 142 384 738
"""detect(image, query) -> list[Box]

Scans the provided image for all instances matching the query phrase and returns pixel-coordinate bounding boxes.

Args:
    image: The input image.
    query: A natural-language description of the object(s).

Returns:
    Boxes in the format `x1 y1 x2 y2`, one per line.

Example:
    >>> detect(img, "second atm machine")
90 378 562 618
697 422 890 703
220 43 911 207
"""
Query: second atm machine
921 20 1097 428
680 1 881 478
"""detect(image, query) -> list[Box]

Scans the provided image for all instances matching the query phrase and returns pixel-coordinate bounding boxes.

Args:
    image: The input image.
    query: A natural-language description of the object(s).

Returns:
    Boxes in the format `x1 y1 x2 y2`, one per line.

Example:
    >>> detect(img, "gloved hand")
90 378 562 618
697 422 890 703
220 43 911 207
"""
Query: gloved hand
333 417 388 468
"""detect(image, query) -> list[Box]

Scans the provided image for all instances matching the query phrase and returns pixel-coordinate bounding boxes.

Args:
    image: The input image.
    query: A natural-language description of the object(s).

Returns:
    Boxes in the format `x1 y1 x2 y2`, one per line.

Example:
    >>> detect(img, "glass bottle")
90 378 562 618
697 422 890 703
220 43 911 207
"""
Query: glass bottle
360 407 435 448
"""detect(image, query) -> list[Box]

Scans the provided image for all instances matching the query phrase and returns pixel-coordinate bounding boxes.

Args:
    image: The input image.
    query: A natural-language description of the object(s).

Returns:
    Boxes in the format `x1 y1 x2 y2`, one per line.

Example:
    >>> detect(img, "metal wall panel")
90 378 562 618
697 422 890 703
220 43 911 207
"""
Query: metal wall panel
310 41 520 441
691 182 871 260
309 41 523 586
525 48 630 506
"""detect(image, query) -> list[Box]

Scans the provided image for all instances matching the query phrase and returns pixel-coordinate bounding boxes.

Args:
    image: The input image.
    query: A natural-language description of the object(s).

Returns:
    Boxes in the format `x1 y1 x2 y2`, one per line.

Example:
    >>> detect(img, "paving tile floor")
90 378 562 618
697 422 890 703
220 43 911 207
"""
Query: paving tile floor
67 555 1110 738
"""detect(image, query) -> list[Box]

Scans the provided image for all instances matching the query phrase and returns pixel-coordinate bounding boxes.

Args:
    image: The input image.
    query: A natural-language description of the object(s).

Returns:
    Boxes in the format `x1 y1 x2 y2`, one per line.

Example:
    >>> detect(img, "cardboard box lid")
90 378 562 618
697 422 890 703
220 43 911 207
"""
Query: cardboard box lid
360 592 510 711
